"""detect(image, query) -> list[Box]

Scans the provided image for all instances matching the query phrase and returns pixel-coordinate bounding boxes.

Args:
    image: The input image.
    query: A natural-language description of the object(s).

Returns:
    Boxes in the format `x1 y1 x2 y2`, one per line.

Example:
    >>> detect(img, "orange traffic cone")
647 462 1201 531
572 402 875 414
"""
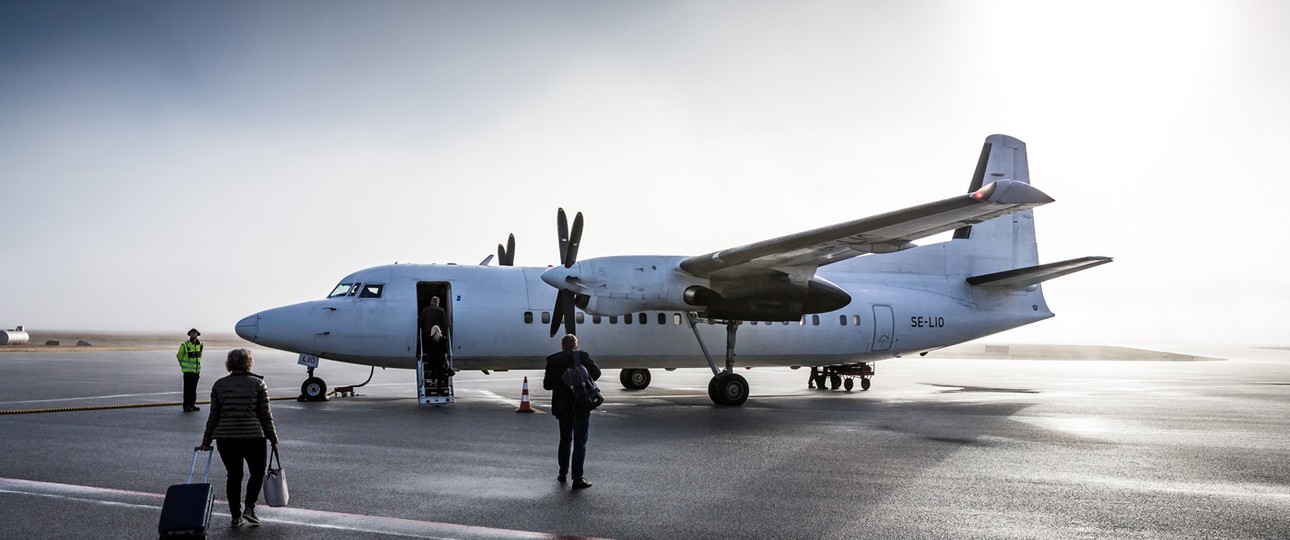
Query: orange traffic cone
515 376 535 413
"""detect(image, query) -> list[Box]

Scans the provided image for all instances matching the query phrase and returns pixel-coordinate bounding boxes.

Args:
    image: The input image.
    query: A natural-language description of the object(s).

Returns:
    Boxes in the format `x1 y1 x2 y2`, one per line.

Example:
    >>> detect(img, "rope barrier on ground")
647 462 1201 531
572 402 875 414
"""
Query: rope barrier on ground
0 394 315 416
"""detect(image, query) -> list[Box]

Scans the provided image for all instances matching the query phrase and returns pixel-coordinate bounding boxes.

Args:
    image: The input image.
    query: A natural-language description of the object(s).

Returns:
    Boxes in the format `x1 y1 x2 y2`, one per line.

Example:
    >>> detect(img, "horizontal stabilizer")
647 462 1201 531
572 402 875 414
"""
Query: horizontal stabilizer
966 256 1112 288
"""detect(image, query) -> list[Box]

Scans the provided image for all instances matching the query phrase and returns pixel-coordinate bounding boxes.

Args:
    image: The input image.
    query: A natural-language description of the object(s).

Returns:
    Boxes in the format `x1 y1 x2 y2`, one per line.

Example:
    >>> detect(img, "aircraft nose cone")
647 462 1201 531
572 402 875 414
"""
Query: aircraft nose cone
235 313 260 342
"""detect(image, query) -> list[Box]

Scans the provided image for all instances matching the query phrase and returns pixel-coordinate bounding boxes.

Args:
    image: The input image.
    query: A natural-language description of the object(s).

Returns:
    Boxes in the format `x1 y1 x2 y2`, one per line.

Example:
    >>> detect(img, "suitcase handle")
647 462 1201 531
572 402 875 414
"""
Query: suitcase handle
187 448 214 484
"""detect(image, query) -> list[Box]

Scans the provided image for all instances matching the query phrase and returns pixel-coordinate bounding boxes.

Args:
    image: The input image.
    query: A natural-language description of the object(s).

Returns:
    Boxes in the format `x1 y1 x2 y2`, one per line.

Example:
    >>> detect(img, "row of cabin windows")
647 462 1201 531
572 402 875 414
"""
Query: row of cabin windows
522 311 864 327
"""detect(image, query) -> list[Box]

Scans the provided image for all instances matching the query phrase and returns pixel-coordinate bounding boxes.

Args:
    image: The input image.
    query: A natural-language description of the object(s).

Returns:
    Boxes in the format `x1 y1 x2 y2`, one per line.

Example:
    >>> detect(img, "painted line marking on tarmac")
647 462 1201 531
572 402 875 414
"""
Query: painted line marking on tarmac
475 390 544 413
0 477 603 539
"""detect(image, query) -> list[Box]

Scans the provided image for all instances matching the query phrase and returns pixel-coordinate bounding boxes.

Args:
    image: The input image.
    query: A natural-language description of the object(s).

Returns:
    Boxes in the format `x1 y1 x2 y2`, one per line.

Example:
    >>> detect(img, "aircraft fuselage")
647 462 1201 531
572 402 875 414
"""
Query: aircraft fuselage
236 261 1052 371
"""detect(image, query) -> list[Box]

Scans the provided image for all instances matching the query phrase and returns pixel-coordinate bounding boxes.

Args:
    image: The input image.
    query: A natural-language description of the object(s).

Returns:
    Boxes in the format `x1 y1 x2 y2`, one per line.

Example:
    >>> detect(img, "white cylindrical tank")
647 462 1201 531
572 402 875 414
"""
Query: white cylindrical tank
1 326 30 345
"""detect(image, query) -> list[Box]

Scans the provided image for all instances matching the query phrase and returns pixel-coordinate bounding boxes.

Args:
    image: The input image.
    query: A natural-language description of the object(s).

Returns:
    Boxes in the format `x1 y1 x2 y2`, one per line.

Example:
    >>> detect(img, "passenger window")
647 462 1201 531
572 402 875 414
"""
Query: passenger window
359 284 384 298
610 316 618 324
658 313 666 325
839 315 847 326
576 312 585 324
673 313 682 325
524 312 533 324
638 313 647 325
593 315 602 324
799 316 806 326
812 315 820 326
624 314 633 325
853 315 861 327
541 312 551 324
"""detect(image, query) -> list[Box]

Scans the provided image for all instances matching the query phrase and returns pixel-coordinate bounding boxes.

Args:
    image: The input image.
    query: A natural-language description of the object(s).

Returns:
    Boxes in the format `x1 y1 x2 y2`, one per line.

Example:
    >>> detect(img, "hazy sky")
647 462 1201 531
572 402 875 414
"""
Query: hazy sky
2 1 1286 345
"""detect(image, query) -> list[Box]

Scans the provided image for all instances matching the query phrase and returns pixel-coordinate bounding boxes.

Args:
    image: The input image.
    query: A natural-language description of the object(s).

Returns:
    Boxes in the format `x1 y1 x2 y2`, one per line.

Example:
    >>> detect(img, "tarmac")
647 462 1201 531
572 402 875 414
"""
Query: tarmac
2 343 1289 539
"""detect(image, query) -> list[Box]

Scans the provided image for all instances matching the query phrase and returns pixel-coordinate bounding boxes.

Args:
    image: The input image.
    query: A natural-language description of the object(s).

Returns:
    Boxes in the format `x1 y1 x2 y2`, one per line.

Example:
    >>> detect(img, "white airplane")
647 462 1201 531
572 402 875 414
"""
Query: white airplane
235 135 1110 406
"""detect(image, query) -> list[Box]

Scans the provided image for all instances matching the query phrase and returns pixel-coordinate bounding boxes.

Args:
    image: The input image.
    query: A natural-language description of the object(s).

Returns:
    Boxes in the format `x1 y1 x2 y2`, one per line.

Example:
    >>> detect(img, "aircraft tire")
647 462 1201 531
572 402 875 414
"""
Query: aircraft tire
301 377 327 401
844 378 854 392
814 373 828 390
829 374 842 390
861 378 871 391
619 369 651 390
709 373 748 406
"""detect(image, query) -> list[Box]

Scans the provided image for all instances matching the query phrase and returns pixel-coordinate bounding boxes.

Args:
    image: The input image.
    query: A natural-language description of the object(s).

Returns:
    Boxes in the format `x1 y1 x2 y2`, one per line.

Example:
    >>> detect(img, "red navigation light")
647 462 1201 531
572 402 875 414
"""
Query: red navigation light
971 182 997 201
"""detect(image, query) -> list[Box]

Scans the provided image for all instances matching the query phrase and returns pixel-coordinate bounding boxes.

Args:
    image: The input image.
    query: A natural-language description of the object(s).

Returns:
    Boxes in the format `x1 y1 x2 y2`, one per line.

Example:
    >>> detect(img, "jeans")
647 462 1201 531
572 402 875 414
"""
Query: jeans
216 438 267 516
557 412 590 480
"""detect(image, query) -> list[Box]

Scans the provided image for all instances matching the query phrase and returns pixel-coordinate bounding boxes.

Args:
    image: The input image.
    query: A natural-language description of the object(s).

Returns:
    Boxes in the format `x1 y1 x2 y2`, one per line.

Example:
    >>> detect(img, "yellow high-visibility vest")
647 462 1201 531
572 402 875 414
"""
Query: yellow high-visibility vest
177 340 203 373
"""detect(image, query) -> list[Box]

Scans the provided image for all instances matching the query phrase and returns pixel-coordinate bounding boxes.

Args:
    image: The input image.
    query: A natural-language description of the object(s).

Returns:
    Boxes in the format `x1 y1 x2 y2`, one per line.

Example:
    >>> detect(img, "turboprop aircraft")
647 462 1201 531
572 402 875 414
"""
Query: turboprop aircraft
235 134 1111 406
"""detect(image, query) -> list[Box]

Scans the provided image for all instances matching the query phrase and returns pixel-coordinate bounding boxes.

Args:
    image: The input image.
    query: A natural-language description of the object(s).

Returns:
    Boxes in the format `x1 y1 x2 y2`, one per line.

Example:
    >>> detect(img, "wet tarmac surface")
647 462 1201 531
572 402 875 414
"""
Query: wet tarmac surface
2 345 1289 539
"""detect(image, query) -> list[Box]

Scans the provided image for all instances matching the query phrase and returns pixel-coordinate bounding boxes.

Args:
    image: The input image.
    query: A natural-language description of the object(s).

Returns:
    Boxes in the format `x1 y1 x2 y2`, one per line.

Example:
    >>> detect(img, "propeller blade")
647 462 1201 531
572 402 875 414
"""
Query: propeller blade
497 233 515 266
550 290 566 337
562 291 577 336
565 212 583 268
557 208 570 267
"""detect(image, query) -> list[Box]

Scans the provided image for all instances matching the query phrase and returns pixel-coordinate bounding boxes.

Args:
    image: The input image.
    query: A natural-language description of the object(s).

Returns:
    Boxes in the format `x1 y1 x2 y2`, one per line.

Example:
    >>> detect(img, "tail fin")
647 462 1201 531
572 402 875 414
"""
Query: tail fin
950 135 1039 275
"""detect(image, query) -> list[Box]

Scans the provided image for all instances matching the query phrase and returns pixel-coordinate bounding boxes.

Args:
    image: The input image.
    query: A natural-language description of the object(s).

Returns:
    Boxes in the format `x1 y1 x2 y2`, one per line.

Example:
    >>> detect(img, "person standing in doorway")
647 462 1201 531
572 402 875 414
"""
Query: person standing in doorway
543 334 600 489
177 328 203 412
198 348 280 528
419 296 449 350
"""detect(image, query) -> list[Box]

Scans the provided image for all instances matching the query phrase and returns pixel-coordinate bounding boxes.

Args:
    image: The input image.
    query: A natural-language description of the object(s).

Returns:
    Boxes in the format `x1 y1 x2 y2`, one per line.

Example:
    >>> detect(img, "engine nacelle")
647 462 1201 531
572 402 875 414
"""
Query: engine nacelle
560 255 852 322
686 275 851 321
569 255 707 316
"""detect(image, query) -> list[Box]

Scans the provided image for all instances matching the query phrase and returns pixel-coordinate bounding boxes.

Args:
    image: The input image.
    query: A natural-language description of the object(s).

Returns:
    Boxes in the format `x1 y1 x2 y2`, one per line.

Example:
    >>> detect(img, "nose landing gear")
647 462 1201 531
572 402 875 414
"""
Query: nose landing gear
299 366 329 401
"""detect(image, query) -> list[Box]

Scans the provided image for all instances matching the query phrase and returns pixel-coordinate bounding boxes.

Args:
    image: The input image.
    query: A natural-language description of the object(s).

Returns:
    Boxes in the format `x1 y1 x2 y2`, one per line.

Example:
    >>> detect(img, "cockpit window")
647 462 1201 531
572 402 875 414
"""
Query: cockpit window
328 283 357 298
359 283 384 298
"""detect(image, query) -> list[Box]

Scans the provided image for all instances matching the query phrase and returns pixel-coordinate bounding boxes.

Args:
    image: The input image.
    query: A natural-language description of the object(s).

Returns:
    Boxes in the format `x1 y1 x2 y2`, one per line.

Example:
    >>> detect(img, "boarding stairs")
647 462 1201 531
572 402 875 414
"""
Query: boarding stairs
417 335 454 405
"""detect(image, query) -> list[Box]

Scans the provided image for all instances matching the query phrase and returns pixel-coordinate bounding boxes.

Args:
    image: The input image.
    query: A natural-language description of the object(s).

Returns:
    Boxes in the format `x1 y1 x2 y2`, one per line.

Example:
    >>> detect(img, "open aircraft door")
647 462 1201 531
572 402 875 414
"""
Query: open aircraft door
416 281 455 405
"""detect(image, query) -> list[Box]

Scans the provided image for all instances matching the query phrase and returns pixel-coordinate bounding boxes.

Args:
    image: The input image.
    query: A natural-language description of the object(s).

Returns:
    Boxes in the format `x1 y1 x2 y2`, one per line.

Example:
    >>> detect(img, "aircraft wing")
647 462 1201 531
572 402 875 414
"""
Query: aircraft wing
679 179 1054 279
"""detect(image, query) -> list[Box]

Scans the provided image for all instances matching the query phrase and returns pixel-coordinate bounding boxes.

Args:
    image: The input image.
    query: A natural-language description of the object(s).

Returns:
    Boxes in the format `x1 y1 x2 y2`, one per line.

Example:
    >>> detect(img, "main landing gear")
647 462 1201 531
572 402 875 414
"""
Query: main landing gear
686 313 750 406
620 368 652 390
810 363 874 392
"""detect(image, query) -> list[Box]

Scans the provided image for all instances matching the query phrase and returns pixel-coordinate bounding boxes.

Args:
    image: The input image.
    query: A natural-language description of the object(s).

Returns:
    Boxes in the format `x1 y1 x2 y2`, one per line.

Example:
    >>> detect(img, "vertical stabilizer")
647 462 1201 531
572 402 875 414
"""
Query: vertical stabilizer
950 135 1039 275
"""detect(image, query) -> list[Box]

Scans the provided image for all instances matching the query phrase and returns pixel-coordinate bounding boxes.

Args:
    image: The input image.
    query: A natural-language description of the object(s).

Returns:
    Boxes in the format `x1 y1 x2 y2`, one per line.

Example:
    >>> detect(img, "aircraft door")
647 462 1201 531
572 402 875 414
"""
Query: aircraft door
416 282 454 357
872 305 894 352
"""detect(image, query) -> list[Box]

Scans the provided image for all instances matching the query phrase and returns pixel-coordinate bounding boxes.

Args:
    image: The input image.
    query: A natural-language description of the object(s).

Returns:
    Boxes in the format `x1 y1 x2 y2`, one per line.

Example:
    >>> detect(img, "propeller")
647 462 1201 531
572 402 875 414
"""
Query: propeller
497 234 515 266
549 208 583 337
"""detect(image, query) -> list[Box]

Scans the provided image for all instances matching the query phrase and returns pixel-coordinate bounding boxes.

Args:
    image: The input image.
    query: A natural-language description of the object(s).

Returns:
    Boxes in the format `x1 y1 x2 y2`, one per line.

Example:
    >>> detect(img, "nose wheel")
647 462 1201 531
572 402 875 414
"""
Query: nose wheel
298 367 329 401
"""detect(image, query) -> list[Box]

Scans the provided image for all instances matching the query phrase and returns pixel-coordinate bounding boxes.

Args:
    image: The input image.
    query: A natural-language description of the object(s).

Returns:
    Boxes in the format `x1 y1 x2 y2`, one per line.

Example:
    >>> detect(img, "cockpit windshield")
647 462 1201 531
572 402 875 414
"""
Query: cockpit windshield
328 283 358 298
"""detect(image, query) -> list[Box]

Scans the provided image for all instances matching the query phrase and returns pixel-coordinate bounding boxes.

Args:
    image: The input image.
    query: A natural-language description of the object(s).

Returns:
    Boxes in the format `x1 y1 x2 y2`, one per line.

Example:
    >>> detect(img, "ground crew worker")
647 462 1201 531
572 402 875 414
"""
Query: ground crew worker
178 328 203 412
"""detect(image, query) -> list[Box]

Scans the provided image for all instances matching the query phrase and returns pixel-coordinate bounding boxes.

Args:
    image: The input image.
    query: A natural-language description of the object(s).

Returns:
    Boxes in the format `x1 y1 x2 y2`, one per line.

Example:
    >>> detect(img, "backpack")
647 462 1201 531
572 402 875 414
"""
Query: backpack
560 351 604 411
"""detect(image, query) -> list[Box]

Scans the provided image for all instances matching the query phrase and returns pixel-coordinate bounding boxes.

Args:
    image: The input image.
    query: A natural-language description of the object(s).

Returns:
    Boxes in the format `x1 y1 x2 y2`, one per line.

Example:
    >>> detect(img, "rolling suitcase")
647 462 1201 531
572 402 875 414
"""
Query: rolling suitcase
158 448 215 539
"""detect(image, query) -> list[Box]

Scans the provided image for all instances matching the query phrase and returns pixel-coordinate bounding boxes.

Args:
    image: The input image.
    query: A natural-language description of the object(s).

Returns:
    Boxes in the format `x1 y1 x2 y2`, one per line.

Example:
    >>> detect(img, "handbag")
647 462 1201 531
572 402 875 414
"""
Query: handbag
263 447 289 507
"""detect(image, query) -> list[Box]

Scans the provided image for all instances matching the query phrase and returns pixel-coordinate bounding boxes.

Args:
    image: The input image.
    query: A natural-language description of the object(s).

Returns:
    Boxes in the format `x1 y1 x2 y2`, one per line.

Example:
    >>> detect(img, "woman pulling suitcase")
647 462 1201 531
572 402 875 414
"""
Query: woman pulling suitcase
197 348 279 527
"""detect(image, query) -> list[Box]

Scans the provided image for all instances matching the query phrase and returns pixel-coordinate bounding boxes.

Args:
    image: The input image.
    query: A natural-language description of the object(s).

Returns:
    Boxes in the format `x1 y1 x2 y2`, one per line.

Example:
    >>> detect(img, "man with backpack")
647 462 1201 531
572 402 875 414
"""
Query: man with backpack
543 334 601 490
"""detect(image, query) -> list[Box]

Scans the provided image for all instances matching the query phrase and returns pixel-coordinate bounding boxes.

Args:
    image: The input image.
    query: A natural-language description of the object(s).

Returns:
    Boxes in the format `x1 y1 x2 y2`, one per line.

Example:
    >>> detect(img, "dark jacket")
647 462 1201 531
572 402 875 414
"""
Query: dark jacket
202 372 278 446
543 350 601 417
419 305 448 337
